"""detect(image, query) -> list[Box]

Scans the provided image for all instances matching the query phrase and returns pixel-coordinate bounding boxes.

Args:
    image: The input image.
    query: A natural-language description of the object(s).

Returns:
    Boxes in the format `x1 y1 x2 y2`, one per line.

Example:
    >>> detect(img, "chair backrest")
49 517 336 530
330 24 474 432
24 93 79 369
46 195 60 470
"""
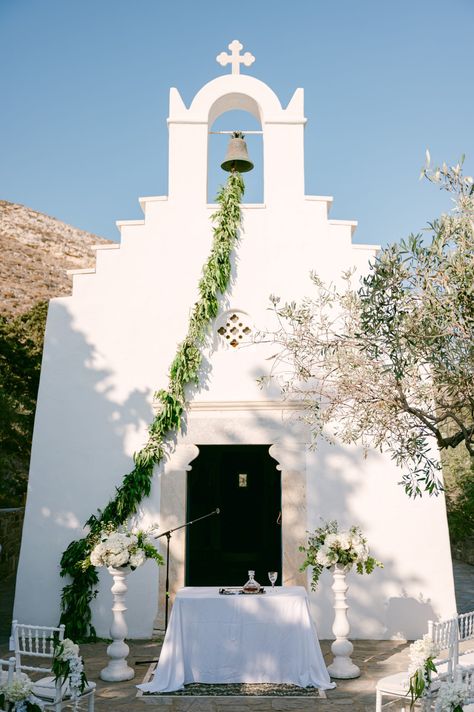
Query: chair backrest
455 664 474 705
0 658 17 712
428 616 459 678
459 611 474 643
12 620 65 675
424 664 474 710
0 657 15 685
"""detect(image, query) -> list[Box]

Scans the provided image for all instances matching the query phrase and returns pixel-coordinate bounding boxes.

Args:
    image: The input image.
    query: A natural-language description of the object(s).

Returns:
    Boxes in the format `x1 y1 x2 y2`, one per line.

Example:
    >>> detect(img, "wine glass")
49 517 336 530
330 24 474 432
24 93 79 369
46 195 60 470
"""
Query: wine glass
268 571 278 589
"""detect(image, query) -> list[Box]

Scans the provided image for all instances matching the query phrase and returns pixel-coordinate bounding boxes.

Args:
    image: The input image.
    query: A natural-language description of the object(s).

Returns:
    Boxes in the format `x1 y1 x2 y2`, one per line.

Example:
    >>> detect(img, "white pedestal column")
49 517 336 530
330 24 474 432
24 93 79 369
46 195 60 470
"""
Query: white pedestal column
100 566 135 682
326 563 360 679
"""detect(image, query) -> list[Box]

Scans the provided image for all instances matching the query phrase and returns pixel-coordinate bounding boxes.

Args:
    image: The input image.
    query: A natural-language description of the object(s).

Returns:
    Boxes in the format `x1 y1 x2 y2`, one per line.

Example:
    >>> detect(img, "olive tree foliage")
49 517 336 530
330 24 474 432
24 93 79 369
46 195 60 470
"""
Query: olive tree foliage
261 157 474 497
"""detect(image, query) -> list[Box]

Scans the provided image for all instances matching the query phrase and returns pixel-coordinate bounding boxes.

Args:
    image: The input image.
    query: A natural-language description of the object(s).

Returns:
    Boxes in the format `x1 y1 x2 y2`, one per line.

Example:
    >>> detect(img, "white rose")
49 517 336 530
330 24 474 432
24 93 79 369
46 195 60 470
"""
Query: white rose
2 678 33 703
338 532 352 550
90 550 102 567
354 543 368 561
316 546 333 567
316 546 328 564
129 550 146 569
325 533 339 548
106 533 127 554
90 542 107 566
61 638 80 660
108 550 129 567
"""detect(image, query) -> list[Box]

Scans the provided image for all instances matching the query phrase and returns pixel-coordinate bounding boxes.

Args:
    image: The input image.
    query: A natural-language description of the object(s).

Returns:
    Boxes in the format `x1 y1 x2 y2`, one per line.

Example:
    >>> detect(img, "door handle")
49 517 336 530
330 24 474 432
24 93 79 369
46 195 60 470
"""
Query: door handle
276 511 282 525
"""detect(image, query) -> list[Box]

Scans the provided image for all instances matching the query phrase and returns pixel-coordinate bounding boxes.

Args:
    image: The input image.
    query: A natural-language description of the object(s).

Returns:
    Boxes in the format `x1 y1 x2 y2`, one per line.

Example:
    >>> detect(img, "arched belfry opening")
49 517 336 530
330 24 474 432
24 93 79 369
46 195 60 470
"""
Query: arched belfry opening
167 46 306 206
208 109 263 203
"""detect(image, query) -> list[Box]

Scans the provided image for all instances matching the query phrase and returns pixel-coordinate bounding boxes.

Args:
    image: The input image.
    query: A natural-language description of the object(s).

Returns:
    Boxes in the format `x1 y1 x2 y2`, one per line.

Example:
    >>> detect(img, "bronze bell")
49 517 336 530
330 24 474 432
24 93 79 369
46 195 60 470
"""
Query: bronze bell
221 131 254 173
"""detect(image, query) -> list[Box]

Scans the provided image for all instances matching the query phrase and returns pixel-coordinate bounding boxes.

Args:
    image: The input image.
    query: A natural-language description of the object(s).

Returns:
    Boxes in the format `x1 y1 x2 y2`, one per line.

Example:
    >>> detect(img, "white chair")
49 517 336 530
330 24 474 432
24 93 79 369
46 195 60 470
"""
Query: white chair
0 657 15 687
11 620 96 711
423 663 474 711
458 611 474 668
0 656 44 711
375 616 458 712
0 657 16 711
460 664 474 712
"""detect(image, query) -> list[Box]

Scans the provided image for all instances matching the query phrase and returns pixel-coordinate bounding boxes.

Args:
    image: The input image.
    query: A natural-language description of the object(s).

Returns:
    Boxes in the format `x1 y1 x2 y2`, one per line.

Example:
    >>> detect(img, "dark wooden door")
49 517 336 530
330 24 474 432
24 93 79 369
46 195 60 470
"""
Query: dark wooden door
186 445 281 587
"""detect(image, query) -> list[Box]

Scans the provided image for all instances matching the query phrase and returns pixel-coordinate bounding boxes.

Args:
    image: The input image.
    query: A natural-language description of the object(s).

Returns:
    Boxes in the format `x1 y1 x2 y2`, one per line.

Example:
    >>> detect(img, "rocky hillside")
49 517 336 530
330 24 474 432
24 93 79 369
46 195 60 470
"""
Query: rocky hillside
0 200 111 316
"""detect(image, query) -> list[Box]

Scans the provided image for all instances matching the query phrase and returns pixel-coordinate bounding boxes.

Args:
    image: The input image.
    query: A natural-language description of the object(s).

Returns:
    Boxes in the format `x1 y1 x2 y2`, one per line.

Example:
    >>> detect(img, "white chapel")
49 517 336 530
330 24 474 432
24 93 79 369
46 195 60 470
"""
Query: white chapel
15 41 456 640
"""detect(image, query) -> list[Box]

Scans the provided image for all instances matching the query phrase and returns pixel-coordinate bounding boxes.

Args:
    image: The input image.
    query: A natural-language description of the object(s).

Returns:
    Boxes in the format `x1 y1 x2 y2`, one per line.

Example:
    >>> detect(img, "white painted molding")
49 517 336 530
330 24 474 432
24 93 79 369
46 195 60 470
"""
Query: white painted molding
352 243 381 252
115 219 145 228
167 118 208 126
138 196 168 215
206 203 266 210
263 118 307 125
329 219 358 227
329 219 358 236
269 442 307 473
66 268 95 276
188 400 303 412
90 243 120 251
305 195 334 203
168 443 201 471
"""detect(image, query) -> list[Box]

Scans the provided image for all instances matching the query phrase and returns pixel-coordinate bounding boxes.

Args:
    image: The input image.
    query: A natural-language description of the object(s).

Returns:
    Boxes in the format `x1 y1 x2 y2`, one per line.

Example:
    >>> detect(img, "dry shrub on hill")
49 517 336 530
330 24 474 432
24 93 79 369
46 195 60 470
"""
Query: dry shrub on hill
0 201 110 505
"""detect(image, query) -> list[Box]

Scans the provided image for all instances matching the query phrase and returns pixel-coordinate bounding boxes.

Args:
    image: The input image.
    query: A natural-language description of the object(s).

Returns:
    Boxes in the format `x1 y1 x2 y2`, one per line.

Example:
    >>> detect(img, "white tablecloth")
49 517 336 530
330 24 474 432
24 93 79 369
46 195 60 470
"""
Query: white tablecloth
138 586 335 693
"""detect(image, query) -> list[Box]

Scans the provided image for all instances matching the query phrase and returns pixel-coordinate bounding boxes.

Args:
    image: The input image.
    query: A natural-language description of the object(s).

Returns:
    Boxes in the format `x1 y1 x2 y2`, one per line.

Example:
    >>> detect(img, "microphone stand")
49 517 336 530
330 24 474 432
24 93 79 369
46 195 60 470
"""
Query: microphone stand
155 508 220 631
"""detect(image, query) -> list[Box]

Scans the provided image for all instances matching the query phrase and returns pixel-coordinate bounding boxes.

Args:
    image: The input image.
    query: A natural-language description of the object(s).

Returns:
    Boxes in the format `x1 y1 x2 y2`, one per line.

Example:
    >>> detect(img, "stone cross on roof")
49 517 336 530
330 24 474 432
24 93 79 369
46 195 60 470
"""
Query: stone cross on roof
216 40 255 75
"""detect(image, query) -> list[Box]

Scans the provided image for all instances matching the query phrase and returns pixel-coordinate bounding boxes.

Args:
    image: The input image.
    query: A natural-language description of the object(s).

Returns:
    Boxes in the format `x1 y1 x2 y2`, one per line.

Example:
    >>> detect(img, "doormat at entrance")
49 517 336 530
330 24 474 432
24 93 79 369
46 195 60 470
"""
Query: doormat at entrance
144 683 324 697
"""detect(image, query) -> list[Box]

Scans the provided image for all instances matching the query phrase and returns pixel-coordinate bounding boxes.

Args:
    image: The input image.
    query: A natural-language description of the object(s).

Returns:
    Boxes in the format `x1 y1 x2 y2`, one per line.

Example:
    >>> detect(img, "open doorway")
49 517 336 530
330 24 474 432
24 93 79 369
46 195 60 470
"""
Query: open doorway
186 445 281 587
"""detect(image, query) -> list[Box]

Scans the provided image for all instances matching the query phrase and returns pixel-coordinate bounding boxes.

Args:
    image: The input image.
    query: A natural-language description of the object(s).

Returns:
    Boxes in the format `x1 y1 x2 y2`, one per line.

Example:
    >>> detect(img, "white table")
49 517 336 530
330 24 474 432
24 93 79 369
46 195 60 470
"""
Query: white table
138 586 335 693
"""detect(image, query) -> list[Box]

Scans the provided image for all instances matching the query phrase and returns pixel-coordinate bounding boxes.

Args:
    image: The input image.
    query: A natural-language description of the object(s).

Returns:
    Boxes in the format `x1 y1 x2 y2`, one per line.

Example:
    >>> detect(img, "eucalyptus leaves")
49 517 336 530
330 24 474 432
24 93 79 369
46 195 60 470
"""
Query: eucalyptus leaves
59 172 245 639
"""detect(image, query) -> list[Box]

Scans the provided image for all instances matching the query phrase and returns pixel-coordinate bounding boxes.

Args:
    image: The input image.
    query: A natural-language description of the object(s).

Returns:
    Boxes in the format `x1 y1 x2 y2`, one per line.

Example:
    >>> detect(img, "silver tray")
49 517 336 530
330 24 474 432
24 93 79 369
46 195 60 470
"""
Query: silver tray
219 587 266 595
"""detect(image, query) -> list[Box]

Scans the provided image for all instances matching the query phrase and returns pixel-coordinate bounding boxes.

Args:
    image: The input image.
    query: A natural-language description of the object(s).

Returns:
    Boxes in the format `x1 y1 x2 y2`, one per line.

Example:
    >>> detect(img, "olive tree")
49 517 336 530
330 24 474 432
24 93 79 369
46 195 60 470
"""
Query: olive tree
262 157 474 496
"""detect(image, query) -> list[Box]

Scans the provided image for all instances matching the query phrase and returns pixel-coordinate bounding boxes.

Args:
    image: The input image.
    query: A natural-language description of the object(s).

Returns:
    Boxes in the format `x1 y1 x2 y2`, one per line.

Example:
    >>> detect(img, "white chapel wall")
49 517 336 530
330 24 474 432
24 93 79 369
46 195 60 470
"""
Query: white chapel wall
14 57 456 640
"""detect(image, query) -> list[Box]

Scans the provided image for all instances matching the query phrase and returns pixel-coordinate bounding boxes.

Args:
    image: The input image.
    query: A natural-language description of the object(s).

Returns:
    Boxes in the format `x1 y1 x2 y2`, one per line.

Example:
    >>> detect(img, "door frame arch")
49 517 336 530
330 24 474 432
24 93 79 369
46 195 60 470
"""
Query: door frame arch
154 402 308 632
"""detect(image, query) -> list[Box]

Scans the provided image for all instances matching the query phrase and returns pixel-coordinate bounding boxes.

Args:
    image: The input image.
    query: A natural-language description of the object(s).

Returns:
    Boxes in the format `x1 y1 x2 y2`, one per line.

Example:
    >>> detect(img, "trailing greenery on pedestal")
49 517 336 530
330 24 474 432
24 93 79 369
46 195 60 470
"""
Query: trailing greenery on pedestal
59 172 245 640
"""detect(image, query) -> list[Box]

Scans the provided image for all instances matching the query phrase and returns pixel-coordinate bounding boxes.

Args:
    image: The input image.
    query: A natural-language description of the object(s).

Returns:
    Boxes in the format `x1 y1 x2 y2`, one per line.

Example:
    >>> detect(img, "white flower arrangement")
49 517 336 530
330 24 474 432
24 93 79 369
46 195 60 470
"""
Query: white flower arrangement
85 525 163 571
408 634 440 707
434 679 467 712
300 520 383 589
52 638 87 711
0 677 44 711
408 634 441 676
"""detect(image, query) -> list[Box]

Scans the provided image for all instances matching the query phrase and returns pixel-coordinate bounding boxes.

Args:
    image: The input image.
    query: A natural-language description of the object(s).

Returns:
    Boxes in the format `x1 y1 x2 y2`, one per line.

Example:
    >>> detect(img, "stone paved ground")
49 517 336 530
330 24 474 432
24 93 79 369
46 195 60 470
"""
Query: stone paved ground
0 631 412 711
1 560 472 711
453 559 474 613
16 637 411 712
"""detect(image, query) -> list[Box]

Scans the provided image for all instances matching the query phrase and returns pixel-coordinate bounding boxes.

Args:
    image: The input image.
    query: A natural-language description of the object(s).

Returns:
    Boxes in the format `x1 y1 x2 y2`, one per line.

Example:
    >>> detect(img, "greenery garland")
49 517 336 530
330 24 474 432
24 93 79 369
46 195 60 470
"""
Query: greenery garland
59 172 245 639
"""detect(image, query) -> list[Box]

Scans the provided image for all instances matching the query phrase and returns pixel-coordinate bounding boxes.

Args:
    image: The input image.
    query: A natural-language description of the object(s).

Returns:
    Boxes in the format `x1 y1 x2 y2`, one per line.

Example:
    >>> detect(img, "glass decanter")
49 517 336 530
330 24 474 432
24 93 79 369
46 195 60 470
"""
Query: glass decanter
243 570 260 593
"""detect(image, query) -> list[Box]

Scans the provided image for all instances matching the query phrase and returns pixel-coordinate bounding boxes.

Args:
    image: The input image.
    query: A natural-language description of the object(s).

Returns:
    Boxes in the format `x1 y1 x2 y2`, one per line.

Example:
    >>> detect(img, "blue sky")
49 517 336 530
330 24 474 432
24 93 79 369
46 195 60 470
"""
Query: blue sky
1 0 473 247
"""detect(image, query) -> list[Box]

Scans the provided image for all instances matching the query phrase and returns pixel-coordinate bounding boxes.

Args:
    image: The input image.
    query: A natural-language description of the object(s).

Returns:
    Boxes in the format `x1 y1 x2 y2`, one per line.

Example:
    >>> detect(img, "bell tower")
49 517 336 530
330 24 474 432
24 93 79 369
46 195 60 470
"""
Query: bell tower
167 40 306 206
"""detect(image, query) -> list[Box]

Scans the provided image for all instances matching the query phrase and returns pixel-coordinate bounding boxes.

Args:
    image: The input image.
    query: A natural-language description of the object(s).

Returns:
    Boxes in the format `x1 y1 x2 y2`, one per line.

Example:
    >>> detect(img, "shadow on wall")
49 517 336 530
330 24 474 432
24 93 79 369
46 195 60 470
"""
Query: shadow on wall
16 297 448 640
384 592 436 639
297 429 438 639
16 300 159 627
185 346 443 640
223 369 442 640
35 301 155 523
